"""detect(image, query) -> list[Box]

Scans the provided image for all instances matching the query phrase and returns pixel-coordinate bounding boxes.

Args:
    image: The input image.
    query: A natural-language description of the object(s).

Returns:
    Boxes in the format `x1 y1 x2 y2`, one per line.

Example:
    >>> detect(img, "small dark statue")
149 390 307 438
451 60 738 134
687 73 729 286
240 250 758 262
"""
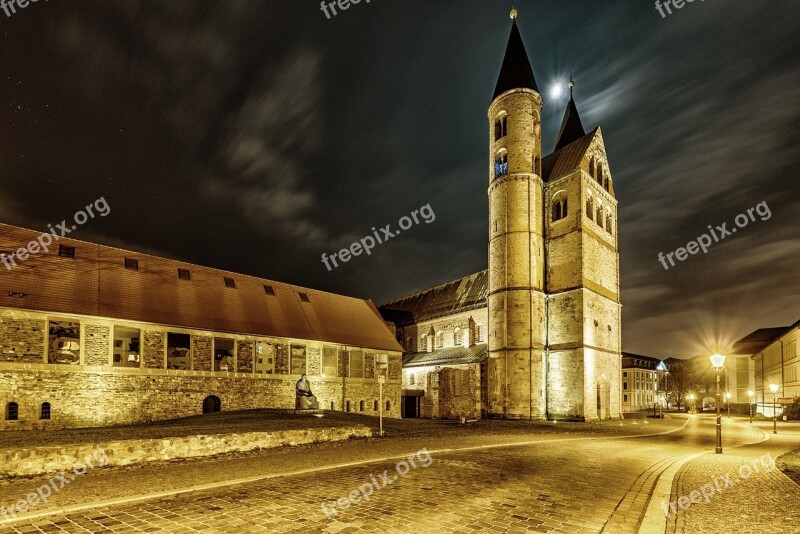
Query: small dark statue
295 373 319 410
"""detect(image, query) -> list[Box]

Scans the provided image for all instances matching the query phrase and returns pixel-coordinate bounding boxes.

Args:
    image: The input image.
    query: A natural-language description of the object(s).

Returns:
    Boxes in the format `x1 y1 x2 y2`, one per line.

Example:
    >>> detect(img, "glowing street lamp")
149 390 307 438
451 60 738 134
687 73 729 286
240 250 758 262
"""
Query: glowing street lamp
687 393 695 413
709 354 726 454
769 383 779 434
747 390 754 423
725 392 731 418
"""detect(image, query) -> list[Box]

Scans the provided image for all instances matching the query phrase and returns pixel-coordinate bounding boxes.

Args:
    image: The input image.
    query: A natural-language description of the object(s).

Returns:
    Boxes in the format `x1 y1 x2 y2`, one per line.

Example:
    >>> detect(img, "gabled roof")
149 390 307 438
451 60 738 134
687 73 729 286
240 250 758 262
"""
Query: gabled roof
403 343 488 368
542 128 597 182
379 270 488 326
554 95 586 151
493 21 539 99
0 223 402 352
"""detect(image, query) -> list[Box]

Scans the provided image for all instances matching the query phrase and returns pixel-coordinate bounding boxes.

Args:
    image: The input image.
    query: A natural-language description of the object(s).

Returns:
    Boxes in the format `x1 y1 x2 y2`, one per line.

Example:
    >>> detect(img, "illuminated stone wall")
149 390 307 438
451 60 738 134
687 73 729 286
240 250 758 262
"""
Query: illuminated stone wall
0 308 402 430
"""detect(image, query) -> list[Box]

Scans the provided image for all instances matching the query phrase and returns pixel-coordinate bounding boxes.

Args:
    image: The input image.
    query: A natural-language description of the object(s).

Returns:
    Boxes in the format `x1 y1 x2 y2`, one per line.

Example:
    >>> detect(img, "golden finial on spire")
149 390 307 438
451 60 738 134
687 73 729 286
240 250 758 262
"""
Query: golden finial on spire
568 70 575 97
510 0 518 20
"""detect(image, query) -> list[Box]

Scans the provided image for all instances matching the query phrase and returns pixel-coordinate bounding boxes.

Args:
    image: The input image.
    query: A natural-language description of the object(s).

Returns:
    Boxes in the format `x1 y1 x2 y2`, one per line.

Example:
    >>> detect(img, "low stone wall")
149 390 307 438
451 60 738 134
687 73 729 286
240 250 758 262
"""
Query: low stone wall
0 425 371 477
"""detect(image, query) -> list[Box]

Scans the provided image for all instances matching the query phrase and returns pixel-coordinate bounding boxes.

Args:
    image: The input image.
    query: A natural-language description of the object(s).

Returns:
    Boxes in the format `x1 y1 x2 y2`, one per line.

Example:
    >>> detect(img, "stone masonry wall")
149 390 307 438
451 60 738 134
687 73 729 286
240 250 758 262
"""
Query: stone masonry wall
236 340 254 373
142 330 165 369
192 336 212 371
0 315 43 363
84 324 110 366
0 369 401 431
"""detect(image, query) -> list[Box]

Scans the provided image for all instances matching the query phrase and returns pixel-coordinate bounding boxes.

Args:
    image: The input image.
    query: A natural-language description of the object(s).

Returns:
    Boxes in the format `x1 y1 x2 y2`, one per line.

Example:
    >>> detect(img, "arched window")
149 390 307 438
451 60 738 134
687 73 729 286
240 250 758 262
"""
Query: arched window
596 207 604 226
606 215 613 234
589 157 595 178
604 178 609 192
454 328 463 346
202 395 221 414
346 400 351 412
563 198 568 217
533 113 541 138
386 400 391 412
552 201 562 221
420 334 427 352
476 324 484 343
597 163 603 184
40 402 51 420
373 400 379 411
436 331 444 349
494 152 508 178
359 400 365 412
6 402 18 421
586 197 594 219
330 401 335 411
409 373 415 386
494 114 508 141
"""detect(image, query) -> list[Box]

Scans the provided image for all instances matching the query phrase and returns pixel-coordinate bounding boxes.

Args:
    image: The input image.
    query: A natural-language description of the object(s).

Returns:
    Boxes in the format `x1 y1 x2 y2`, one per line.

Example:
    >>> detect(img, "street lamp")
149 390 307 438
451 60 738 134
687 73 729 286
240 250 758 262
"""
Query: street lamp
747 390 754 423
710 354 726 454
688 393 695 414
725 392 731 418
769 383 779 434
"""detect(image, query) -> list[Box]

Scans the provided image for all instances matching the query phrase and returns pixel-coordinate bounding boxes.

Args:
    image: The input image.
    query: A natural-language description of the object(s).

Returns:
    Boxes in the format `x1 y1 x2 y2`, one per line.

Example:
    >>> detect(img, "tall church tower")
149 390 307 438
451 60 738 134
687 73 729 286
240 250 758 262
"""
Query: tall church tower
487 9 546 419
487 8 622 421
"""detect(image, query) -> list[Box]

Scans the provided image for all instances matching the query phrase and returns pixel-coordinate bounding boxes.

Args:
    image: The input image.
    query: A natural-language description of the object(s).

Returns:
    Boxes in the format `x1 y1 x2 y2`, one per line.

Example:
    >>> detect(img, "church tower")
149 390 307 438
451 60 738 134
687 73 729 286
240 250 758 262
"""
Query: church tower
487 9 547 419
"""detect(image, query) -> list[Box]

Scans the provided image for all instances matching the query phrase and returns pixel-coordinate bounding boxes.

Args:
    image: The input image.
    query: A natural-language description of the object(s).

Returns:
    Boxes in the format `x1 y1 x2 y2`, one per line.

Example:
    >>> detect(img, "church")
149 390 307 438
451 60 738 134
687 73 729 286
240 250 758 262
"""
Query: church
380 10 622 421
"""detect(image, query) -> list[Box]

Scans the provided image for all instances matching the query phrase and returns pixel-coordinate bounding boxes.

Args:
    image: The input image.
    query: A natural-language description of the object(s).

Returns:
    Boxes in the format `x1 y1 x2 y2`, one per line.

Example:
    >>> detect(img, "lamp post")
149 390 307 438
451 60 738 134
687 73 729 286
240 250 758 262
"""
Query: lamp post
769 383 779 434
710 354 726 454
725 392 731 418
687 393 695 413
747 390 754 423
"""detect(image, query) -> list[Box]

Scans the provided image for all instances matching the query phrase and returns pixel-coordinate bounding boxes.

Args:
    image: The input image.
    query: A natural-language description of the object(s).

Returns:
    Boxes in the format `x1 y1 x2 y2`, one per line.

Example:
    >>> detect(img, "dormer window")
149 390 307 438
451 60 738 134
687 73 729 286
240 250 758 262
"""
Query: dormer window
178 269 191 280
223 277 236 289
58 245 75 258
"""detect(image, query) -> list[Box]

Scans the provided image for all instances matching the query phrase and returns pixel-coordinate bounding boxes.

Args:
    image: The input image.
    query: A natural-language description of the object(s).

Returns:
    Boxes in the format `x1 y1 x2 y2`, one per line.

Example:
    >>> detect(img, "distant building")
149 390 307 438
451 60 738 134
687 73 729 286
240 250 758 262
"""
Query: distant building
733 320 799 415
0 223 403 431
380 12 622 422
620 353 667 411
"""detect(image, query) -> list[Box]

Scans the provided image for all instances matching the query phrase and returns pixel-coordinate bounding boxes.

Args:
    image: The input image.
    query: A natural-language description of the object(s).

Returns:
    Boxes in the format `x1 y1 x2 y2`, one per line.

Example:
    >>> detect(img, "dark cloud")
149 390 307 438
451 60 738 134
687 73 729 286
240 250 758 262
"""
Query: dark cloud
0 0 797 358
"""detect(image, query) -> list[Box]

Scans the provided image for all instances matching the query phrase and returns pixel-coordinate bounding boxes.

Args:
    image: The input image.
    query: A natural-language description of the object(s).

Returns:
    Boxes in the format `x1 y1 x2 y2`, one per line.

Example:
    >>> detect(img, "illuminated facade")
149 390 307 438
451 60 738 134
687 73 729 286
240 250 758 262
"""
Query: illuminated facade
0 223 403 431
382 15 622 421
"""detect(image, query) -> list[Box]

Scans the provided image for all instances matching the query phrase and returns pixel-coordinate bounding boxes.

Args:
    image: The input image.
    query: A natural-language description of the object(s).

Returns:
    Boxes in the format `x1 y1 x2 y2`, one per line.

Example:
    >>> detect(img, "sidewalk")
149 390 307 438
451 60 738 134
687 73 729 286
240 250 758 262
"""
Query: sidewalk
666 418 800 534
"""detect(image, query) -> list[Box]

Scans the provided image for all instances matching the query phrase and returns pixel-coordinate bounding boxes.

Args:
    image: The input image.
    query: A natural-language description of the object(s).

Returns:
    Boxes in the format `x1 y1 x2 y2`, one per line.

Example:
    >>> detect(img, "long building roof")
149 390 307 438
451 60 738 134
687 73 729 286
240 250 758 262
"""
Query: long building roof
379 270 488 326
0 223 402 352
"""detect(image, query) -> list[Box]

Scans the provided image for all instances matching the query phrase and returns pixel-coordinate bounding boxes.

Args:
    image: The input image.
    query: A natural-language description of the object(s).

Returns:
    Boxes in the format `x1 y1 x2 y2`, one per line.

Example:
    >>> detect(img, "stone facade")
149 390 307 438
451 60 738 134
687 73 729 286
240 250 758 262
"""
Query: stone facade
0 308 402 431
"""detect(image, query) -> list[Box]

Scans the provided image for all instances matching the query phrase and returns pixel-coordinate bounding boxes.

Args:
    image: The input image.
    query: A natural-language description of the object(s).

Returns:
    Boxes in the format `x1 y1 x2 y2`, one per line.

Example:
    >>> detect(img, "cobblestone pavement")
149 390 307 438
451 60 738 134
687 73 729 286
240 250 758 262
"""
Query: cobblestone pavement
1 415 797 533
667 419 800 534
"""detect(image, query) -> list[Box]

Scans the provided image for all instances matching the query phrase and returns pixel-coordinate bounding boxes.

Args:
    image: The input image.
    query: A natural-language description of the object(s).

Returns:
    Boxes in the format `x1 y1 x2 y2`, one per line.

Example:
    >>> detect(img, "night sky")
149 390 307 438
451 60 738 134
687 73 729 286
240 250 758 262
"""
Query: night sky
1 1 798 358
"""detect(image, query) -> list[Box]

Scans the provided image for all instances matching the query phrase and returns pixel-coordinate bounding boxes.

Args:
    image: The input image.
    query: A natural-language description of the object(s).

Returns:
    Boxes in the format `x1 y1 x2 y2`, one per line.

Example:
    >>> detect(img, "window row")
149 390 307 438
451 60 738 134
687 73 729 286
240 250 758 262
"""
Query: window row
493 113 541 143
42 320 386 377
419 324 484 352
493 152 543 179
585 198 614 234
5 401 50 421
589 157 611 192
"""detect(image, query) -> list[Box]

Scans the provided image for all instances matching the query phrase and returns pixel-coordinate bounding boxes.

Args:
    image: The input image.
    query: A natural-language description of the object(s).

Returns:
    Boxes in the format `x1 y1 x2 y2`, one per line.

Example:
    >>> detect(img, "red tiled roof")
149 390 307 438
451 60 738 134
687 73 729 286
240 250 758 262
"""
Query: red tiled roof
0 223 402 352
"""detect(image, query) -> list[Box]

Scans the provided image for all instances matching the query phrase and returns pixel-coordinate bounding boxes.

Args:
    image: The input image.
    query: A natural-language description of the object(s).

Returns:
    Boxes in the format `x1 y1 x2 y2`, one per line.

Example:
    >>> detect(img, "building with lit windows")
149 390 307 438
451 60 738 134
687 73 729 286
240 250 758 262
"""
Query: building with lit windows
733 320 799 415
620 353 667 412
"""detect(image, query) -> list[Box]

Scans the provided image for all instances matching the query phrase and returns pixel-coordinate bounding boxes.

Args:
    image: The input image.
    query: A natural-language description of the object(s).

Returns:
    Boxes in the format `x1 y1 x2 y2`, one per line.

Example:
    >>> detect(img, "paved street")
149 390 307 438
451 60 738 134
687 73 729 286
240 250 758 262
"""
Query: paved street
1 415 798 533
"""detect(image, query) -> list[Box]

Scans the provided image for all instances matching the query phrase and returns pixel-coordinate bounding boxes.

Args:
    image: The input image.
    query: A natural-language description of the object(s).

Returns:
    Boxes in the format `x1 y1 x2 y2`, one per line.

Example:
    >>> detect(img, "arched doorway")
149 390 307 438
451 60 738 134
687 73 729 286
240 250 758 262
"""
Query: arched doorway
202 395 221 414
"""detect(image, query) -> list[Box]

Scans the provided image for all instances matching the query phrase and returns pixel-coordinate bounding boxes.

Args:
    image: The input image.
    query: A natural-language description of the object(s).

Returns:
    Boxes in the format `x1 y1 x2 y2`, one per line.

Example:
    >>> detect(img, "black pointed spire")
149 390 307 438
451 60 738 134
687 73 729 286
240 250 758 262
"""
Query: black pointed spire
493 19 539 100
554 75 586 151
